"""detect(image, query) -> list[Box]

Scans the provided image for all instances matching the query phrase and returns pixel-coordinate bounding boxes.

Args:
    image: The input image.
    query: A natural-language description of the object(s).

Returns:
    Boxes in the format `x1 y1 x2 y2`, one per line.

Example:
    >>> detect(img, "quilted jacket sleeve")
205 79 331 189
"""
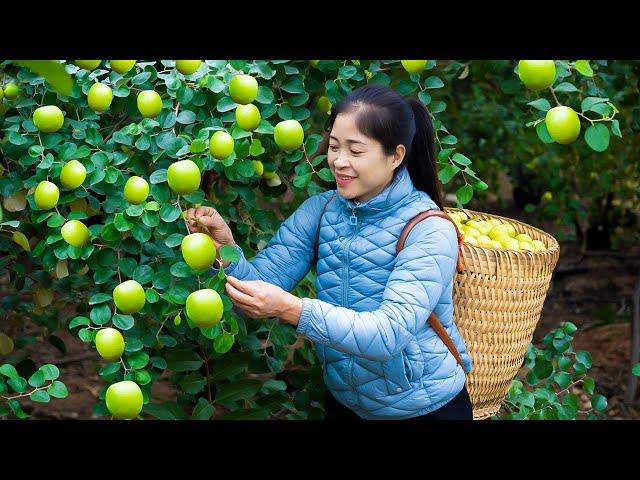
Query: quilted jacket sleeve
210 192 331 292
296 216 459 362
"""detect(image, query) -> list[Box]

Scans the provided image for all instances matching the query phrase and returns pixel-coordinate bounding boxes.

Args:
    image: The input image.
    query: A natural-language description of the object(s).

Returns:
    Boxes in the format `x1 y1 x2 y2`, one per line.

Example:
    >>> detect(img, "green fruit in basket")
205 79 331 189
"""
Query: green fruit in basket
464 235 478 246
448 212 461 223
490 240 502 249
488 225 511 240
477 235 493 247
500 237 520 250
462 226 481 238
488 218 503 226
515 233 533 243
503 222 517 237
476 221 493 236
532 240 546 251
465 219 480 229
519 241 534 251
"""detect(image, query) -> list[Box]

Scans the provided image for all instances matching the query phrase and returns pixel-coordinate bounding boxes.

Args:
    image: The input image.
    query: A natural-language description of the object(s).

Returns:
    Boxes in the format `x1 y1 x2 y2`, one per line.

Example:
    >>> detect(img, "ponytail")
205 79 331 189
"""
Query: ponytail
405 98 445 211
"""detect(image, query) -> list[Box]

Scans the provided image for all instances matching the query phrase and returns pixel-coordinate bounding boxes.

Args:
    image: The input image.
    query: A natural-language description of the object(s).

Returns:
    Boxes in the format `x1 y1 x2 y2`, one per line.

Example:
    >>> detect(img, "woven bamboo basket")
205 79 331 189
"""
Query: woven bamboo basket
443 207 561 420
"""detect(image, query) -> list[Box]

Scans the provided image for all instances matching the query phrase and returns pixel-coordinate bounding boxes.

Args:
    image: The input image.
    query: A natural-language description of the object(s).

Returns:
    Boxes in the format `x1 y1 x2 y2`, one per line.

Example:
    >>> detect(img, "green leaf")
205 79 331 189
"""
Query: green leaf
558 356 572 372
46 214 66 228
47 381 68 399
100 362 122 376
78 328 95 342
583 376 595 394
39 364 60 381
562 322 578 334
192 398 214 420
592 394 607 412
533 359 553 380
527 98 551 112
160 203 182 223
127 351 149 370
554 82 579 93
143 403 179 420
584 124 610 152
166 350 203 372
575 350 593 369
214 333 235 354
220 245 240 262
536 122 554 144
441 134 457 145
553 371 572 389
133 265 154 285
581 97 609 112
134 370 152 386
145 288 160 303
177 110 196 124
163 285 190 305
456 184 473 204
68 317 91 330
15 60 72 96
90 304 112 326
215 379 262 404
424 76 444 89
150 169 168 184
8 377 28 393
261 379 287 393
438 164 460 184
89 293 112 305
0 364 19 379
170 262 192 278
114 213 135 232
317 168 334 182
112 314 135 330
451 153 471 166
179 372 207 394
611 119 622 137
575 60 594 77
28 370 46 388
30 389 50 403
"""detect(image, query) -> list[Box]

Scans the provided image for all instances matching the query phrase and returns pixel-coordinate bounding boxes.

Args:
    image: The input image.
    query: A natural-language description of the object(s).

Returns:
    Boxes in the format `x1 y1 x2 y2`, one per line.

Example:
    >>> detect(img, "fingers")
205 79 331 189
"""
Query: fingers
225 280 254 307
226 276 254 295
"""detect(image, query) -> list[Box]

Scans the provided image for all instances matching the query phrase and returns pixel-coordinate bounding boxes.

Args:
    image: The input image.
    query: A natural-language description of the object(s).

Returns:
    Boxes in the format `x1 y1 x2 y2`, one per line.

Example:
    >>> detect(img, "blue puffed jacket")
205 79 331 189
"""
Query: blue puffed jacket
212 165 473 419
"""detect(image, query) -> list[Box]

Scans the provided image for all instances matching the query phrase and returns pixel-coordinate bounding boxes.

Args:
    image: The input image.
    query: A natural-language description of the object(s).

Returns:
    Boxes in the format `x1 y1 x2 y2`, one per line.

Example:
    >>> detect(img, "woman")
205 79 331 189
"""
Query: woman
186 84 473 420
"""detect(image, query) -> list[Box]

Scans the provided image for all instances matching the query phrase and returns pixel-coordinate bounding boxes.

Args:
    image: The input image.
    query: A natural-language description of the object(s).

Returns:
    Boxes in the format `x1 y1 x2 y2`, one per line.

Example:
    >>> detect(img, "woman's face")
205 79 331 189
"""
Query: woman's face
328 111 405 203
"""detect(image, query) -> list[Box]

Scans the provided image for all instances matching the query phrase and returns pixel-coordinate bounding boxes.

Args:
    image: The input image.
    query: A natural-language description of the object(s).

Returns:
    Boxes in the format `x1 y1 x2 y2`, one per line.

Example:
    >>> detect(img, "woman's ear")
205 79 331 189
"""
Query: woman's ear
392 144 406 168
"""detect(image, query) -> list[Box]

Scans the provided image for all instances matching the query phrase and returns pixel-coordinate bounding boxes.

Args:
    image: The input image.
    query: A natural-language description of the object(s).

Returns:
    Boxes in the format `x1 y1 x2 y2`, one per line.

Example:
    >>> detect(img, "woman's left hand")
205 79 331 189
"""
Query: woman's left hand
225 276 303 326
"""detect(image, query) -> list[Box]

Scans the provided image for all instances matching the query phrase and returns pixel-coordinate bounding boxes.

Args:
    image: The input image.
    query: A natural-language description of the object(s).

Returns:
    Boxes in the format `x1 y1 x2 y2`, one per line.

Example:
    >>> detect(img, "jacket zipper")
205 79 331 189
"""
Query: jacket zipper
342 203 360 392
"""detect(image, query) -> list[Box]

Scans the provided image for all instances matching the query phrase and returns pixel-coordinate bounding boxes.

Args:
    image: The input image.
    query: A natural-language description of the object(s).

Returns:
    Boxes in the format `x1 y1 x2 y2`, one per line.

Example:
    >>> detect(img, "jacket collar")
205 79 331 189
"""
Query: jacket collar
335 165 418 216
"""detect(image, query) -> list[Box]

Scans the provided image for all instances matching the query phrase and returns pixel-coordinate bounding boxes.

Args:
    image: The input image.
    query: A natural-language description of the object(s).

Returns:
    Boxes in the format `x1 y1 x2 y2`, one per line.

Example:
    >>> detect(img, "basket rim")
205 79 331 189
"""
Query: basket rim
444 206 560 256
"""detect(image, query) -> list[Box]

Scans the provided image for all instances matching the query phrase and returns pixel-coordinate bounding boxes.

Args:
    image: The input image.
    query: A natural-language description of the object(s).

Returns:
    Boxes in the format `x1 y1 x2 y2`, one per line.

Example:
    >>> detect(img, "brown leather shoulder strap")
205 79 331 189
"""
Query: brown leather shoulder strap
396 209 465 274
428 313 466 371
397 210 467 372
313 192 337 266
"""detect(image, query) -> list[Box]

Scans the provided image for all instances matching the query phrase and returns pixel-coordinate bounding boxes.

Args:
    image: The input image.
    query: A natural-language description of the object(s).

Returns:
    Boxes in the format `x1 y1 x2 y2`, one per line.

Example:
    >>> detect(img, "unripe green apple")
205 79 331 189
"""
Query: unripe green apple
124 176 149 205
181 233 216 270
95 328 125 361
61 220 90 247
110 60 136 74
176 60 202 75
87 83 113 112
209 131 234 160
229 74 258 105
105 381 143 420
518 60 556 91
60 160 87 189
34 181 59 210
186 289 224 327
167 160 201 195
137 90 163 118
235 104 261 131
33 106 64 133
113 280 146 314
274 120 304 151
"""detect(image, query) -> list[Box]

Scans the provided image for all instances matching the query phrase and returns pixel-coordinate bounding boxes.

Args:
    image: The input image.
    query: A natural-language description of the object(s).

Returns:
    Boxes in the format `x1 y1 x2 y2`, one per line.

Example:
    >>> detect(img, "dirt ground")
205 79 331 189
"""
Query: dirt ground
2 203 639 420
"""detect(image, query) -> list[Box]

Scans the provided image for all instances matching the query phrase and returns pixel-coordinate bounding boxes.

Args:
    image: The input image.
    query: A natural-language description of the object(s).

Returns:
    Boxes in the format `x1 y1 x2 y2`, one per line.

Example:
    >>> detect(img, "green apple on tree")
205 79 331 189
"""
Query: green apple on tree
137 90 163 118
75 60 101 71
61 220 90 247
3 82 19 100
110 60 136 74
34 181 59 210
209 131 235 160
181 233 216 270
186 289 224 327
545 106 581 144
252 160 264 176
517 60 556 91
105 380 143 420
176 60 202 75
87 83 113 112
113 280 146 314
317 95 332 114
167 160 201 195
124 176 149 205
95 328 125 361
33 105 64 133
274 120 304 151
235 104 261 131
60 160 87 189
401 60 428 74
229 74 259 105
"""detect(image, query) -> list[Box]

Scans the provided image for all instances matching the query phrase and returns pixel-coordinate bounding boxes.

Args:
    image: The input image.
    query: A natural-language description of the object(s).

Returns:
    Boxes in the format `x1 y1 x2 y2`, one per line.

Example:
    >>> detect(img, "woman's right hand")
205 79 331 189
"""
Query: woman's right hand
185 206 236 266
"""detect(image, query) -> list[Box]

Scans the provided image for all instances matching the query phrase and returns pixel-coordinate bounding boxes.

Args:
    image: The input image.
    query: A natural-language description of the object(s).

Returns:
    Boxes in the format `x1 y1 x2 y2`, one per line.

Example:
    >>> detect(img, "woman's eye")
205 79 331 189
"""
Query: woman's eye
351 151 363 155
329 145 339 151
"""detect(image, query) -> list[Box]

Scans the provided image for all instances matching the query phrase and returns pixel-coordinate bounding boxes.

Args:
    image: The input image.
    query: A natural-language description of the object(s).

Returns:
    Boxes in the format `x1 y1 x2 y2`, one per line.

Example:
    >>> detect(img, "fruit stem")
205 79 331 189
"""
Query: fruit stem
301 144 319 176
549 86 561 107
